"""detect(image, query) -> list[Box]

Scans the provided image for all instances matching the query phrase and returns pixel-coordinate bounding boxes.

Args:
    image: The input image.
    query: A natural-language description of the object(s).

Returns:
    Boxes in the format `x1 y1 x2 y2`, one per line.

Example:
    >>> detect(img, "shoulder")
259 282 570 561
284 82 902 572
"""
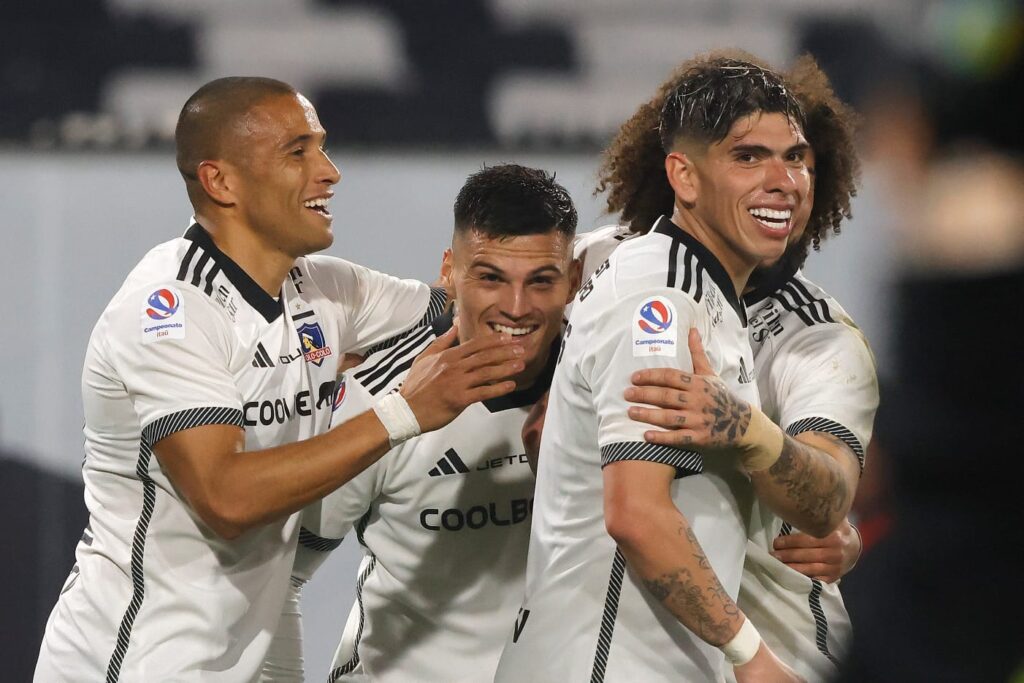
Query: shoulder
346 313 450 398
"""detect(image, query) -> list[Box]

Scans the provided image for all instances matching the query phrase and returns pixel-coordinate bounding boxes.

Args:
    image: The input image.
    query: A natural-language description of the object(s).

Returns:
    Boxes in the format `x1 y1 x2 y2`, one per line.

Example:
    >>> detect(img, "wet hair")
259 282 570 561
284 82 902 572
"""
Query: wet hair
597 51 859 268
175 76 297 206
454 163 578 240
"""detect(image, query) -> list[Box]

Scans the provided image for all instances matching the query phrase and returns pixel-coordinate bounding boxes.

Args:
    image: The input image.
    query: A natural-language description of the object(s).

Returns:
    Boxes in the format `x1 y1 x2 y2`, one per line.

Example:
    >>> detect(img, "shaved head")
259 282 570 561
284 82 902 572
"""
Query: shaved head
175 76 297 207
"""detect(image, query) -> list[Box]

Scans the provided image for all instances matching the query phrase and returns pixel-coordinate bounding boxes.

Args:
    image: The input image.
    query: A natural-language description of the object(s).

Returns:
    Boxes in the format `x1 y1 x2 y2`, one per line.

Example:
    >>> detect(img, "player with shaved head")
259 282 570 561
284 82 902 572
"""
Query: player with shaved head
34 77 524 682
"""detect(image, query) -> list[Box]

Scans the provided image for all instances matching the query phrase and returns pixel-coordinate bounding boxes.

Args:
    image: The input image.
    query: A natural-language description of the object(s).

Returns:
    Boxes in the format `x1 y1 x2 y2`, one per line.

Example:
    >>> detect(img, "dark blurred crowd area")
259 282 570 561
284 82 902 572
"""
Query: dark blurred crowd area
3 0 1022 680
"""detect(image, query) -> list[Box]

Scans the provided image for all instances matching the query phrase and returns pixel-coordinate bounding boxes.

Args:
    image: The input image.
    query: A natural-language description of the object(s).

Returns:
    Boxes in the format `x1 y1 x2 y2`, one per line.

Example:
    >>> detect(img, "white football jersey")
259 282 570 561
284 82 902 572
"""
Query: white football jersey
263 311 548 683
495 217 758 683
736 271 878 683
35 223 441 683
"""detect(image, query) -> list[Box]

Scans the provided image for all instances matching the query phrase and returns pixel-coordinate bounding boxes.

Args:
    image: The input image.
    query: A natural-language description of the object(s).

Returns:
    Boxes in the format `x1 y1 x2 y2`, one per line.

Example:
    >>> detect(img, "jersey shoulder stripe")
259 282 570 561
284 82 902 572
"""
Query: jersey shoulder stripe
362 286 448 357
298 527 344 552
786 416 865 470
352 324 437 397
769 276 836 328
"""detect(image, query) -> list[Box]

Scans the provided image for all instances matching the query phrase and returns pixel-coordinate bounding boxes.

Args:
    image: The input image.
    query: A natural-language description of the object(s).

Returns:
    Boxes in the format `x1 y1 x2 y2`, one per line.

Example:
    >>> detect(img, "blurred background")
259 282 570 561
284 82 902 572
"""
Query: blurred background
2 0 1021 680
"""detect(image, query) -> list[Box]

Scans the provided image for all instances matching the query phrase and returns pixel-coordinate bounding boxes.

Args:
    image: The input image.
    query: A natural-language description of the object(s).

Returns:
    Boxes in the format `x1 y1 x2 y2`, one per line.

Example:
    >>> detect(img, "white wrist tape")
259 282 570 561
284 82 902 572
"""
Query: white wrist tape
721 617 761 667
373 392 421 447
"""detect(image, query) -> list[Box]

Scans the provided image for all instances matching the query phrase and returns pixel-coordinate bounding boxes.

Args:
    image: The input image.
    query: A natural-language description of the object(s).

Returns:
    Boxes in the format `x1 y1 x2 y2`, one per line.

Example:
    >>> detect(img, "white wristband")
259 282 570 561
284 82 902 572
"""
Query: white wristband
373 392 421 447
720 618 761 667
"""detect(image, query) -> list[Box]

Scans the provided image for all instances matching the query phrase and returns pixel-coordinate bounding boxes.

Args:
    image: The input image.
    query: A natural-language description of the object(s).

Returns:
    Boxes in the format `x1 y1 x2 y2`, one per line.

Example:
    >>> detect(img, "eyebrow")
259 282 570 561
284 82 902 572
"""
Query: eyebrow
280 131 326 150
470 260 564 276
731 142 811 157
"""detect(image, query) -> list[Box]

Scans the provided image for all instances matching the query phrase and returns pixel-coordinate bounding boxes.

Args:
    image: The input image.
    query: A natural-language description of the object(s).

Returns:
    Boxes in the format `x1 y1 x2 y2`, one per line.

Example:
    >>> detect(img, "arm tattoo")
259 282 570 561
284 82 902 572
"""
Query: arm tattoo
641 525 740 645
701 378 751 446
763 432 850 531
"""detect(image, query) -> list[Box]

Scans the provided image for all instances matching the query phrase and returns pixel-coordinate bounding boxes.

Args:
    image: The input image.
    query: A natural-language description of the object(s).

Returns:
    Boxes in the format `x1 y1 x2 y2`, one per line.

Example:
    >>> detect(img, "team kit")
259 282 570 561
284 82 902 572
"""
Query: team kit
35 53 877 683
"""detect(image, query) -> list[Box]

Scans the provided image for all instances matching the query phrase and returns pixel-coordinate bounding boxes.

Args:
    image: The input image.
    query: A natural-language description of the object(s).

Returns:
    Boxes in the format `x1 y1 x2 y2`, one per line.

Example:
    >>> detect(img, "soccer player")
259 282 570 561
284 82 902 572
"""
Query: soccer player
260 164 580 682
580 54 878 682
495 57 811 682
34 77 525 682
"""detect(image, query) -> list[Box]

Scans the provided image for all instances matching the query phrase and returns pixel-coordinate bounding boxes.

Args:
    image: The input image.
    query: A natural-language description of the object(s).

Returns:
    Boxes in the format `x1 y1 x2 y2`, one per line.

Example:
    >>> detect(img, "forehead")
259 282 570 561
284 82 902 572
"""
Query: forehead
235 93 324 146
454 229 571 265
719 111 806 148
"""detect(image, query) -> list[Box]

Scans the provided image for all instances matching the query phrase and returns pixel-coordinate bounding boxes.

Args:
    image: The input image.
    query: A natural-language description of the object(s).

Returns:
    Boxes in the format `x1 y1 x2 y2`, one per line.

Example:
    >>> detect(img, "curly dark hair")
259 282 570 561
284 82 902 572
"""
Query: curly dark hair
596 50 860 271
454 163 578 239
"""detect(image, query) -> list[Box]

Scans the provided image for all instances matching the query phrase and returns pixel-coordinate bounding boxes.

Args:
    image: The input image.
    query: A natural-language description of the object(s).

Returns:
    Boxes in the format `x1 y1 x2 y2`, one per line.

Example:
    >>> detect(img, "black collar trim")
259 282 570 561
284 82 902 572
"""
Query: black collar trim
652 217 746 325
184 223 283 322
429 309 557 413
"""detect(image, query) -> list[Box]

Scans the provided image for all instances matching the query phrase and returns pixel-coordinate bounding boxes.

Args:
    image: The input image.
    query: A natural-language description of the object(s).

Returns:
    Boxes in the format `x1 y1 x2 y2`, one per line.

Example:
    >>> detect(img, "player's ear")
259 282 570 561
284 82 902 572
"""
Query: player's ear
566 258 583 303
439 248 454 291
665 152 698 207
196 160 237 207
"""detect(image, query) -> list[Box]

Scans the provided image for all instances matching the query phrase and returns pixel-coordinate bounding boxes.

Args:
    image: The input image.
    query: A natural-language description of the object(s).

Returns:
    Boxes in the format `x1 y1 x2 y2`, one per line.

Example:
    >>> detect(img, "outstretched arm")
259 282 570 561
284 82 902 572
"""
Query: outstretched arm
624 329 860 537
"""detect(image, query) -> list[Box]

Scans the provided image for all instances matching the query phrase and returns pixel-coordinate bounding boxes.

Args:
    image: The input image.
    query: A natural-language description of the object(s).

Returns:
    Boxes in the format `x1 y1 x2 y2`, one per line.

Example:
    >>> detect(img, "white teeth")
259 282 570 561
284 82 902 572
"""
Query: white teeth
748 207 791 221
304 198 329 209
492 323 535 336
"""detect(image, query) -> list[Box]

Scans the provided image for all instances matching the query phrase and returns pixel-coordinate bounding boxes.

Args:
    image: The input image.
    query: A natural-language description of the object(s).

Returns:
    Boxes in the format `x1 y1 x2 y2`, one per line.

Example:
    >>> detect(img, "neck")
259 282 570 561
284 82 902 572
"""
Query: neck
195 211 295 297
669 207 755 298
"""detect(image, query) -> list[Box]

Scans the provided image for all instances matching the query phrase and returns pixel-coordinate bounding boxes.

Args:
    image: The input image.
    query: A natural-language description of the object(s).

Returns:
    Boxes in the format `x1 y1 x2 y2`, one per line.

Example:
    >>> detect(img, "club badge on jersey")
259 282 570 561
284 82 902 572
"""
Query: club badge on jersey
140 286 186 343
633 296 677 357
297 322 333 366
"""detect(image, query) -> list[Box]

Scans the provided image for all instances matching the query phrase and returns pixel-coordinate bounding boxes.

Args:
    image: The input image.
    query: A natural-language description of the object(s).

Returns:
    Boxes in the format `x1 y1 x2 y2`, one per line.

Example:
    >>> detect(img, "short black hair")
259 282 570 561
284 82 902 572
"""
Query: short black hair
453 164 577 240
659 56 806 151
175 76 296 206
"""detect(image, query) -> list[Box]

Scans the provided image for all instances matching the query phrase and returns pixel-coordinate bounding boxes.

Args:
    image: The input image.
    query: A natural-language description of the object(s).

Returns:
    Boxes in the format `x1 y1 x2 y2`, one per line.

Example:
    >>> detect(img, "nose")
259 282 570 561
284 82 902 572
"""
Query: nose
764 157 797 194
319 149 341 186
500 285 531 320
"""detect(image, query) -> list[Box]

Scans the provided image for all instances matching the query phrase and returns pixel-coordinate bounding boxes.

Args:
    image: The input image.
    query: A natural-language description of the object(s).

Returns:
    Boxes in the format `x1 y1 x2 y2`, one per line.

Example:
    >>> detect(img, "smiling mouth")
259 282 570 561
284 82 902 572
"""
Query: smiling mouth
748 207 792 233
488 322 538 337
303 197 332 218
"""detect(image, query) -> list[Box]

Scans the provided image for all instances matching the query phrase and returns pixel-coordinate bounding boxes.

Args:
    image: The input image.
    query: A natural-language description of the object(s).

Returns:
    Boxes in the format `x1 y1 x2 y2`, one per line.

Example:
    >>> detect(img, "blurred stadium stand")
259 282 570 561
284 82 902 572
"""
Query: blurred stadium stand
2 0 929 150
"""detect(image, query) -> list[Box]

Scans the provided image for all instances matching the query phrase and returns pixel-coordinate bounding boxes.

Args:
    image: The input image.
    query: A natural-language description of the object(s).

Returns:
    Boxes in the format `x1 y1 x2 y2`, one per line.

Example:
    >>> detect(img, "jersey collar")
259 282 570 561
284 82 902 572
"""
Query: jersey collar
184 223 283 322
652 216 747 325
742 260 801 308
430 309 558 413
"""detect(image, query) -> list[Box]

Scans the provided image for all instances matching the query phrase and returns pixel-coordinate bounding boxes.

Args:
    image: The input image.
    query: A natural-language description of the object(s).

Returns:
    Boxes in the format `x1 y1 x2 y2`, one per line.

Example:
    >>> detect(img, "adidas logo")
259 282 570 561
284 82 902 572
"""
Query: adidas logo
428 448 470 477
251 342 275 368
738 357 753 384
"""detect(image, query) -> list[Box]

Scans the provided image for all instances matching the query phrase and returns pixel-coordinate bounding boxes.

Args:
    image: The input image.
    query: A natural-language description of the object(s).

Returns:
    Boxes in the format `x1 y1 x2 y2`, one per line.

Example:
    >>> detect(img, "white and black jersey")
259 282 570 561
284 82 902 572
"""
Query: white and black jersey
495 217 759 683
263 310 551 683
736 271 878 682
35 223 441 683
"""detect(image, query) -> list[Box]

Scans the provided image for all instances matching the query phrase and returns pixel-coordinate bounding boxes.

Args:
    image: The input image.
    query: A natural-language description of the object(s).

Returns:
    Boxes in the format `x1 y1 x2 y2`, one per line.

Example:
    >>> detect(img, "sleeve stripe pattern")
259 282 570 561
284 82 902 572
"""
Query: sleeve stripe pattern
355 328 437 397
772 279 835 328
786 417 865 470
361 287 448 357
600 442 703 478
589 548 627 683
105 406 243 683
298 527 344 553
327 554 378 681
808 579 840 666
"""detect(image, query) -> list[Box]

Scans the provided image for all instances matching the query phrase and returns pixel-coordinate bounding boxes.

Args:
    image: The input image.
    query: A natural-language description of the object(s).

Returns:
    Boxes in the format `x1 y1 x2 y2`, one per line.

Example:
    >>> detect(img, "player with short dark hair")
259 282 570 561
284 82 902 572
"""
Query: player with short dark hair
261 163 581 682
34 77 524 682
496 56 809 682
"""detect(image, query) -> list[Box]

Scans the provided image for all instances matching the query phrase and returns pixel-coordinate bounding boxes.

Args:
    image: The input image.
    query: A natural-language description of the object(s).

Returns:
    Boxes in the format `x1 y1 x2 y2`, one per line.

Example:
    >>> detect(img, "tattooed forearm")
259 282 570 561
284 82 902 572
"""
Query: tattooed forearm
755 432 851 534
700 378 751 446
640 525 741 645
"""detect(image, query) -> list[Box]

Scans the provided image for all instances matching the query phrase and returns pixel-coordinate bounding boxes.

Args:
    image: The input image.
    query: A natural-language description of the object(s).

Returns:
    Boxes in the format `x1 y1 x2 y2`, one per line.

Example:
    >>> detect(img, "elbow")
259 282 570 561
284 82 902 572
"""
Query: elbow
604 500 653 552
193 497 251 541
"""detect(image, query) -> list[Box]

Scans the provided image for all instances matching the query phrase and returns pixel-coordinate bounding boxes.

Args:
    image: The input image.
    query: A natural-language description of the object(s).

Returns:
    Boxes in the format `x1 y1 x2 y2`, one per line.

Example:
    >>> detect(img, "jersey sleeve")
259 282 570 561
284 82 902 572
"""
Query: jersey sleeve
105 284 244 438
292 371 387 582
769 324 879 470
307 256 442 355
584 287 708 477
